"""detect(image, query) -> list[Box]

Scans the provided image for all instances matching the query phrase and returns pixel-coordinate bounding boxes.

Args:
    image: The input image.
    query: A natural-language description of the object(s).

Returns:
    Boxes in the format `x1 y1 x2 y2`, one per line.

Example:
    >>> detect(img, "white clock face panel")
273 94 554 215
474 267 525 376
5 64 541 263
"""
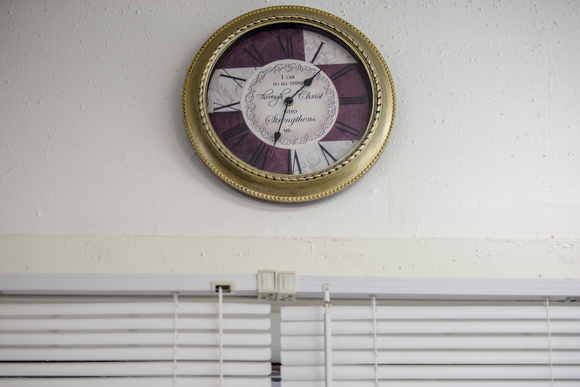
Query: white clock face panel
240 59 339 150
303 30 358 65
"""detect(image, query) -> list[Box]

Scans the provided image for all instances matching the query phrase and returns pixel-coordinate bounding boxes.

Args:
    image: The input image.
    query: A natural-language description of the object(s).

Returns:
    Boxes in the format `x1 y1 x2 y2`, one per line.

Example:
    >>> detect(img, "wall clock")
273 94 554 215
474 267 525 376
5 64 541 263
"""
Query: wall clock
182 6 395 202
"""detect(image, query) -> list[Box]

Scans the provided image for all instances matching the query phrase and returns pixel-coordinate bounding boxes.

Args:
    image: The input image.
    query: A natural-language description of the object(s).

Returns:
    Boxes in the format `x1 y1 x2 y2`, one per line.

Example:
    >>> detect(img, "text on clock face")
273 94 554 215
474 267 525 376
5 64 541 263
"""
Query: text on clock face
257 88 325 107
273 81 303 86
265 114 317 127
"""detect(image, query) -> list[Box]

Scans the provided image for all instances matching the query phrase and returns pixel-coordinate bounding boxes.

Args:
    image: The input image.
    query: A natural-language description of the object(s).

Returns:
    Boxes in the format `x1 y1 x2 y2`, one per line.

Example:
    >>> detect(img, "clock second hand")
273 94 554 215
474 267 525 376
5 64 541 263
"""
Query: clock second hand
270 69 322 157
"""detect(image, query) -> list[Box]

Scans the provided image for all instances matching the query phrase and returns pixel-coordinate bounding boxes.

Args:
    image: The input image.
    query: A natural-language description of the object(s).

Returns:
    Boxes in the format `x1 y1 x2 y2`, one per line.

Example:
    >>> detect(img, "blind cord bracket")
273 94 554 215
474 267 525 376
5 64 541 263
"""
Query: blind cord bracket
257 270 297 301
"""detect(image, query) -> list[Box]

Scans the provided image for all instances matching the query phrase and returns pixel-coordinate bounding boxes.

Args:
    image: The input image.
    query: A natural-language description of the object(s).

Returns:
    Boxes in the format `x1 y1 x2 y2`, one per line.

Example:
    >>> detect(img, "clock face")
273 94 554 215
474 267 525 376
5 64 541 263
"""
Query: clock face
205 23 373 175
183 6 395 202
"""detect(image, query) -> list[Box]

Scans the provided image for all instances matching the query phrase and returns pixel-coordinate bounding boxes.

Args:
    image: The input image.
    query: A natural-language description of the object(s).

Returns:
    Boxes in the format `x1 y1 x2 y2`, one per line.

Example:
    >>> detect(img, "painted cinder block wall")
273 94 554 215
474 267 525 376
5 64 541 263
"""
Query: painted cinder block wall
0 0 579 278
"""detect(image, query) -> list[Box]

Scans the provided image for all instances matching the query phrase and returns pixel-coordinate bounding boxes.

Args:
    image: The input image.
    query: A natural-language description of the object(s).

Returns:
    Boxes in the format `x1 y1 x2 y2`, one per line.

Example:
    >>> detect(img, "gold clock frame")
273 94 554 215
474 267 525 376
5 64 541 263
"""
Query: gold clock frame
182 6 395 202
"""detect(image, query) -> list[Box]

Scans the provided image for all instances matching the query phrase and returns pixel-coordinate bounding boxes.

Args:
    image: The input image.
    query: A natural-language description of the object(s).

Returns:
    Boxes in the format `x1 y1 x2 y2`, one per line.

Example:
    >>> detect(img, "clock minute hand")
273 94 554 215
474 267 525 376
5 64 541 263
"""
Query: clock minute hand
289 69 321 100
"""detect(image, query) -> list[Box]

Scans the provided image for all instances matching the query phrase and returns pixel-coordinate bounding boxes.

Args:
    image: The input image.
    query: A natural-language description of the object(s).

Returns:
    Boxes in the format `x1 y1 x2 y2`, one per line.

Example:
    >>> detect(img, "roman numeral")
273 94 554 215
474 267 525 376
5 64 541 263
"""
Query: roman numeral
220 70 246 88
219 74 246 82
289 150 303 174
310 42 325 63
339 96 366 105
330 65 354 81
222 123 249 150
278 35 294 58
243 44 266 66
248 142 269 170
319 143 337 166
213 101 240 112
335 120 362 141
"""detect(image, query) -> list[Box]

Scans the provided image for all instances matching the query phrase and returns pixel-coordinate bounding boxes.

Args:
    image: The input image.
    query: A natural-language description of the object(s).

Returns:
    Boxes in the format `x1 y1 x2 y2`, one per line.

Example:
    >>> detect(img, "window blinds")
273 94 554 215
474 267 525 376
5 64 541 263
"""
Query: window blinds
1 275 579 387
0 294 272 387
280 299 580 386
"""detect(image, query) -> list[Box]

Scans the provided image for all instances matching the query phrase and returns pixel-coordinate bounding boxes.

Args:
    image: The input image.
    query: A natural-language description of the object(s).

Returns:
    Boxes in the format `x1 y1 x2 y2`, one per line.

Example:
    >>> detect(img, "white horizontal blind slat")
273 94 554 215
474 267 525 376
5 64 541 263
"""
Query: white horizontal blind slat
281 349 580 365
0 317 270 330
0 377 271 387
281 334 580 350
1 346 272 361
280 382 580 387
281 364 580 380
0 298 272 384
1 331 271 346
280 302 580 384
0 361 271 377
0 301 270 316
281 305 580 320
281 320 578 335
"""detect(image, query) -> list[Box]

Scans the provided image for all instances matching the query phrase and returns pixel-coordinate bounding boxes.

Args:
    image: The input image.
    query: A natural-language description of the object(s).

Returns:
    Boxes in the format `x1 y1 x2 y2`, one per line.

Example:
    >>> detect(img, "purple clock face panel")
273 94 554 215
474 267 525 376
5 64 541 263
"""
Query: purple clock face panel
206 23 372 175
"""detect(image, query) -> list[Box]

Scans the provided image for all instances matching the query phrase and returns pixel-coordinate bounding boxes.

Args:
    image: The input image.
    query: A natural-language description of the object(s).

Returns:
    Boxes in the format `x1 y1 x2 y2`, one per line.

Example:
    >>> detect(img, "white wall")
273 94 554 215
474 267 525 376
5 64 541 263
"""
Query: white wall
0 0 579 278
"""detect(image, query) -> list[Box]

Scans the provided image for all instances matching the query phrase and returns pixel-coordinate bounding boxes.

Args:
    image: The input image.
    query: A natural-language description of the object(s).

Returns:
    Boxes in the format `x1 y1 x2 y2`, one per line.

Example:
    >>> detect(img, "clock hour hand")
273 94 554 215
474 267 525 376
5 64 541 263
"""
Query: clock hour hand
271 101 289 156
